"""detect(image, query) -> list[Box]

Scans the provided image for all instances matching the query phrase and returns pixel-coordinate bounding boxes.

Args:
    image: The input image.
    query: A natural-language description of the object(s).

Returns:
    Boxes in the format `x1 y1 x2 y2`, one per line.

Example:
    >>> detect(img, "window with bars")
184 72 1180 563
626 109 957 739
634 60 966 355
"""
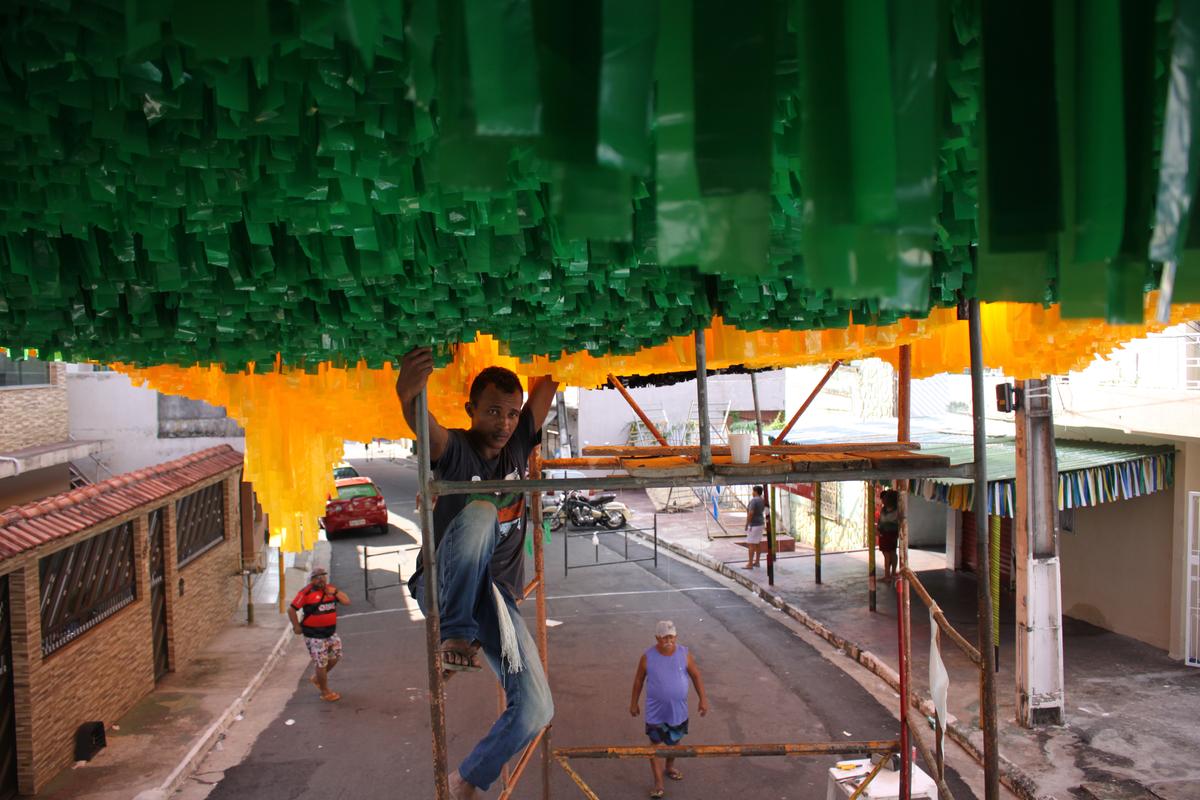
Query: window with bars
176 483 225 567
39 522 136 657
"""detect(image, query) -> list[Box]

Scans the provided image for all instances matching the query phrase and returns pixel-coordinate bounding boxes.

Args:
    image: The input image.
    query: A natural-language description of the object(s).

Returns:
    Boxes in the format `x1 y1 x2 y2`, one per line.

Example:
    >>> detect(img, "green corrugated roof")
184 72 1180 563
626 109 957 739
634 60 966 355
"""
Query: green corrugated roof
922 439 1176 485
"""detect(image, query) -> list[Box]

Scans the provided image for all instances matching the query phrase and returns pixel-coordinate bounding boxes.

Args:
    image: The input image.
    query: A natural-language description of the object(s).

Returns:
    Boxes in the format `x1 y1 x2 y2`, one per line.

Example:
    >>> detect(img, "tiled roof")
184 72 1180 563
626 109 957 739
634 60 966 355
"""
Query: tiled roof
0 445 243 562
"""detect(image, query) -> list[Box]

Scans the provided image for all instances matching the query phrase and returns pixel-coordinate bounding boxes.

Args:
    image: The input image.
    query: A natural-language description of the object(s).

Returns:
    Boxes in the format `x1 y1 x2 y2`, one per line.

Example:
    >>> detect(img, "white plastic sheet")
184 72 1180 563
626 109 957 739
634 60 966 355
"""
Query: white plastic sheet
929 611 950 756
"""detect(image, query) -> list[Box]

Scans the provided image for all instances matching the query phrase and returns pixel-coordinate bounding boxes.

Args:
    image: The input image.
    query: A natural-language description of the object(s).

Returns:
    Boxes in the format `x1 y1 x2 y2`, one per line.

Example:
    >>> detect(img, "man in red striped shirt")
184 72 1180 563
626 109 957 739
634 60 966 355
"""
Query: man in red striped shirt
288 567 351 702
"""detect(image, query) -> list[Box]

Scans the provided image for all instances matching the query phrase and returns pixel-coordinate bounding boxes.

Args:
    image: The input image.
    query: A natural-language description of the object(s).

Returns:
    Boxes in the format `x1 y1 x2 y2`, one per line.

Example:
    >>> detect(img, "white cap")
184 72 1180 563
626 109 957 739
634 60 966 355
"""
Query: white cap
655 620 676 637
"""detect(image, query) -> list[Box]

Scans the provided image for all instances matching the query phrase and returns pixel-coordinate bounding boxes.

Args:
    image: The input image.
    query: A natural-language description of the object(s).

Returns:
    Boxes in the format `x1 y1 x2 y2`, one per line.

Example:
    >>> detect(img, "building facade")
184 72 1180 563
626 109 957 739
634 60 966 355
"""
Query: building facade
0 356 101 510
0 446 246 796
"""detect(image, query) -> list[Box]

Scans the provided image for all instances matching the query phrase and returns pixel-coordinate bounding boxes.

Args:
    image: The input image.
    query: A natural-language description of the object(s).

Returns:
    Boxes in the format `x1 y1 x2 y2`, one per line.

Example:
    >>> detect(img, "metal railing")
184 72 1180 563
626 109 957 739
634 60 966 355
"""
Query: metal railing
359 545 408 598
562 516 658 576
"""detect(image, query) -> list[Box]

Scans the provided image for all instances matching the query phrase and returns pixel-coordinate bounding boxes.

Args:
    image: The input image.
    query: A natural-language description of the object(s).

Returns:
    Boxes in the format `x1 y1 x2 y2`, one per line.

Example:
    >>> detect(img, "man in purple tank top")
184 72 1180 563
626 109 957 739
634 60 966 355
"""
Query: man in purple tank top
629 620 710 798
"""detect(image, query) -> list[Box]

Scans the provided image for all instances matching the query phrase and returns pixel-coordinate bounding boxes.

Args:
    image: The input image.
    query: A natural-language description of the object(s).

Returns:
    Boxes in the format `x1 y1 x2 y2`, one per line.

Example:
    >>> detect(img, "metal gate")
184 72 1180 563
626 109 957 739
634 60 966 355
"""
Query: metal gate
1186 492 1200 667
149 509 170 680
0 574 18 800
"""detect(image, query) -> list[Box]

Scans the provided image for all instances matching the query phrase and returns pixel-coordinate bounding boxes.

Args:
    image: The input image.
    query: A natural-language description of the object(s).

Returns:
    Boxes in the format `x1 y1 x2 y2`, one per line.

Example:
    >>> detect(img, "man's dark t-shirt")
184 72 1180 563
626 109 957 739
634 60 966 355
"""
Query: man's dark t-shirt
408 407 540 599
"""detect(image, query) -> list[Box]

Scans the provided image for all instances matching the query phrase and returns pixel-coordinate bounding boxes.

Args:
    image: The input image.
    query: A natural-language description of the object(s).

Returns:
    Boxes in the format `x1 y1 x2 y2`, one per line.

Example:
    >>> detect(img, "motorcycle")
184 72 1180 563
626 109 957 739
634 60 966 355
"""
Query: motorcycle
544 490 631 531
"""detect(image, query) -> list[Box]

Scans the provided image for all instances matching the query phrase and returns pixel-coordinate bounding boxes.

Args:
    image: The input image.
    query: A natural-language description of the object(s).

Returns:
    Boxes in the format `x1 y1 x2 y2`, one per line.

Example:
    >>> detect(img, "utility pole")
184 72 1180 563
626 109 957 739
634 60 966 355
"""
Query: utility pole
1014 377 1066 726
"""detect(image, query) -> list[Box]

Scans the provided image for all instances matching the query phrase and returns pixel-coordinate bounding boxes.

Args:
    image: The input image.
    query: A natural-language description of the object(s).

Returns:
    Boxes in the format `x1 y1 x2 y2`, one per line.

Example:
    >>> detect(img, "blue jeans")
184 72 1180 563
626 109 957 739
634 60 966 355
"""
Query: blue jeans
412 501 554 791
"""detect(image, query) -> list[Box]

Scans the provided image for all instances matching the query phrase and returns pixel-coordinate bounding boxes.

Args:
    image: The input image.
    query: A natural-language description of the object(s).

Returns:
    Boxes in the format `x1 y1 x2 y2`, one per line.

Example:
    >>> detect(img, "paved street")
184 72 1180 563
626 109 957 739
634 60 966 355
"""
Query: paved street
183 458 981 799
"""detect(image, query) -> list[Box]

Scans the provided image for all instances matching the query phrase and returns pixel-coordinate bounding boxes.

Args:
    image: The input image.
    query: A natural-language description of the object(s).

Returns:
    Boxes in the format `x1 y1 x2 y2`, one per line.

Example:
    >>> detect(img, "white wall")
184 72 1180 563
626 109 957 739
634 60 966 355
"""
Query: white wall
577 371 786 449
67 371 244 479
1169 442 1200 659
1059 488 1175 650
908 494 951 548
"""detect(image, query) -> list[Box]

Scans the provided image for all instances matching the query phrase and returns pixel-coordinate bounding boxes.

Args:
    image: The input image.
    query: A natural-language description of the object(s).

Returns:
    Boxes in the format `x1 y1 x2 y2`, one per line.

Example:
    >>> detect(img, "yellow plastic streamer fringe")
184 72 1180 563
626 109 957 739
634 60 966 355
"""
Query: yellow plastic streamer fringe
114 300 1200 552
879 294 1200 379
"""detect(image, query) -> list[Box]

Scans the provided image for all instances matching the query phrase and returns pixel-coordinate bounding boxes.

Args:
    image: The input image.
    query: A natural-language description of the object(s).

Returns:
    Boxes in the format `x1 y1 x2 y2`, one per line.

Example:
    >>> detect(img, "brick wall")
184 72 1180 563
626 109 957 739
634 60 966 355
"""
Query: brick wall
1 468 244 792
167 476 242 669
0 364 68 451
27 592 155 790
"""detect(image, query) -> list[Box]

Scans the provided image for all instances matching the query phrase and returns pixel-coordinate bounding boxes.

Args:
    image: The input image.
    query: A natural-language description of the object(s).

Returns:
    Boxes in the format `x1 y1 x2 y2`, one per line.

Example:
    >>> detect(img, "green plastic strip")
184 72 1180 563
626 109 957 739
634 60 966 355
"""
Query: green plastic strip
596 0 658 176
464 0 542 136
654 0 706 265
1056 0 1126 319
977 0 1060 302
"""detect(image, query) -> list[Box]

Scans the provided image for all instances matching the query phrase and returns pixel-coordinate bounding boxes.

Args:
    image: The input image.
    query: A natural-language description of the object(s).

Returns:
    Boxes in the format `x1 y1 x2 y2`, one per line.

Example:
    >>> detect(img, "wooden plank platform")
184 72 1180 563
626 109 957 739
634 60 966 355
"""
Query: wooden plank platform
710 454 794 475
846 450 951 470
619 456 704 478
787 453 872 471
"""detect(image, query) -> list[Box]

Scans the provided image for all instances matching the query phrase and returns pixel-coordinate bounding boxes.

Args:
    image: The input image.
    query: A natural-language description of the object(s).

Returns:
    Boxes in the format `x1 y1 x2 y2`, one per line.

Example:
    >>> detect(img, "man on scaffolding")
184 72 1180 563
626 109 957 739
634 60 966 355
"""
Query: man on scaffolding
396 347 557 799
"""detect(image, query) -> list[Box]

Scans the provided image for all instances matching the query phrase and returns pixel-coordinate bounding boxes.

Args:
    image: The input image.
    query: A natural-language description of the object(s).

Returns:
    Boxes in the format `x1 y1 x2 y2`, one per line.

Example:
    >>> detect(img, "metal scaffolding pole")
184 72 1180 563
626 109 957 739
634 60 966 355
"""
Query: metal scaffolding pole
897 343 912 800
750 371 776 586
813 482 823 585
530 444 552 800
969 299 1000 800
416 388 450 799
695 330 711 467
867 486 877 612
897 575 911 800
608 374 670 446
772 360 842 444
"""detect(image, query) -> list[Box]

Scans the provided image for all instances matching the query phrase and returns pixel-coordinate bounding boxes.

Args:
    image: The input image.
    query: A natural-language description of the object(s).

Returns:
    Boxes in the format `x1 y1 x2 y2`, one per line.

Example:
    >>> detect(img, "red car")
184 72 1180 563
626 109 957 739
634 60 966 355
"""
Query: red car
323 477 388 535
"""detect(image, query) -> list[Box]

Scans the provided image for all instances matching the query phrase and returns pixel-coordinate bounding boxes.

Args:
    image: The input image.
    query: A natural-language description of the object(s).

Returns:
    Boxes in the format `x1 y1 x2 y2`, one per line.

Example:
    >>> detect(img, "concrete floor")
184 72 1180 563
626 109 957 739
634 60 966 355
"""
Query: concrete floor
180 459 988 799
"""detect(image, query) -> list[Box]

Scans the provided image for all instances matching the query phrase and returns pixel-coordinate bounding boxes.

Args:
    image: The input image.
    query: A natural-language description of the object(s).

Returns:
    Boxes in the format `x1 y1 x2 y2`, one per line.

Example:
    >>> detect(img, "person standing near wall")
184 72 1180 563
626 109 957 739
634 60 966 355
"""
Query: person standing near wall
877 488 901 581
288 567 351 702
743 485 768 569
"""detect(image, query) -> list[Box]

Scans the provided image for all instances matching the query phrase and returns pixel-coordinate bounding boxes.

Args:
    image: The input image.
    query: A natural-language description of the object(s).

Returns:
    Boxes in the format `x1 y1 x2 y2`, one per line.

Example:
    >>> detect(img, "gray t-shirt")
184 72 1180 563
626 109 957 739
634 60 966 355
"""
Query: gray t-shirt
409 408 540 599
747 496 766 526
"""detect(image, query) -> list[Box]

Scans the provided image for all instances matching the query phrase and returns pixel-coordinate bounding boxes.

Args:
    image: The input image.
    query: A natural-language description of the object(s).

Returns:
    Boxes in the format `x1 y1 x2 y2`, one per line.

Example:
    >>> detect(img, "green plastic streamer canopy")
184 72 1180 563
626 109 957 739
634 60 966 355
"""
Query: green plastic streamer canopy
1 0 1199 370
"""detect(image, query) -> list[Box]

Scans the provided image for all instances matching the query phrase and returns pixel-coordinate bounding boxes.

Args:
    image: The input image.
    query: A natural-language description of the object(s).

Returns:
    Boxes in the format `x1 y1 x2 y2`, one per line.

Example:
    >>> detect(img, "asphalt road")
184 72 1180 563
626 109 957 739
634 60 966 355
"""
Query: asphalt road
199 457 975 799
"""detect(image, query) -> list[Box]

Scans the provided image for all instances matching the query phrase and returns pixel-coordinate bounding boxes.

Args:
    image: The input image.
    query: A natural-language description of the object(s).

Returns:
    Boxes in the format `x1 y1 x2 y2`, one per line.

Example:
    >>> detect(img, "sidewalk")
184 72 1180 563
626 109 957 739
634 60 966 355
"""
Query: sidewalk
620 492 1200 800
35 543 327 800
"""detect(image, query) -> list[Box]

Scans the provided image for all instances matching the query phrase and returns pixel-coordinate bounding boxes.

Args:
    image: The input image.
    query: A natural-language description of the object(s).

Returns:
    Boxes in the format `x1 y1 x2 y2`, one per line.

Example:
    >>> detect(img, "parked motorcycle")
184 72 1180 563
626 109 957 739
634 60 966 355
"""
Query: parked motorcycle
544 490 630 531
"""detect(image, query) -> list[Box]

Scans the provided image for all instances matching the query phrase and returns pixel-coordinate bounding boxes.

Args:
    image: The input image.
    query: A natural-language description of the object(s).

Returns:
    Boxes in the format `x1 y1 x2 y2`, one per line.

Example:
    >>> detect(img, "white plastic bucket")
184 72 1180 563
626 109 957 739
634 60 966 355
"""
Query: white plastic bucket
729 432 753 464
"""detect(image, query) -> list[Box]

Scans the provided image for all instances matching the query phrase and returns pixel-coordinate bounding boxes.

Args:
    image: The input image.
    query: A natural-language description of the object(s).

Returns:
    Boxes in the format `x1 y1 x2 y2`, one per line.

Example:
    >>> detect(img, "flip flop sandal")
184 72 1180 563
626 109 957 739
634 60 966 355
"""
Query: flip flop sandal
649 791 665 798
667 770 684 781
320 692 341 702
440 640 483 673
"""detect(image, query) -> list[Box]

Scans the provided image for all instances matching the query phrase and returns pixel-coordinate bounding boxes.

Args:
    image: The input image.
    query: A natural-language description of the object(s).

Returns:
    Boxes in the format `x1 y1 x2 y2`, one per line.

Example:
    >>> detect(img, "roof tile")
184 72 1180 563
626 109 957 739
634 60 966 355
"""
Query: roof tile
0 445 243 562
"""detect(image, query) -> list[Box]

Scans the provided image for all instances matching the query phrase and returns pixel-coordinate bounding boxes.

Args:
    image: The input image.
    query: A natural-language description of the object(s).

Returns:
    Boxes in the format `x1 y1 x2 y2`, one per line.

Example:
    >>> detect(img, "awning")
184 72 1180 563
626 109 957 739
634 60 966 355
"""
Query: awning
901 440 1175 518
0 439 104 480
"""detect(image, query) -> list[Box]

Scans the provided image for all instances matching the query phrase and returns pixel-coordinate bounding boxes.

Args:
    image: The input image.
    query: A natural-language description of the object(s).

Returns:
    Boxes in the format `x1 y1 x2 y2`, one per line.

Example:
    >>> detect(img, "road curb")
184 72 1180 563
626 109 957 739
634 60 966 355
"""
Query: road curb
139 543 331 800
632 530 1049 800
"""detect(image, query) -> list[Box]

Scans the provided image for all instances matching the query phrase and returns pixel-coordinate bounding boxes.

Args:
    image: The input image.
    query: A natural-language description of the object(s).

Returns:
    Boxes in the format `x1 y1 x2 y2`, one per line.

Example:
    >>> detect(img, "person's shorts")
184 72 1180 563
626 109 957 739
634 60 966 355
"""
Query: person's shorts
645 720 689 745
878 529 899 552
745 524 765 545
304 634 342 668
